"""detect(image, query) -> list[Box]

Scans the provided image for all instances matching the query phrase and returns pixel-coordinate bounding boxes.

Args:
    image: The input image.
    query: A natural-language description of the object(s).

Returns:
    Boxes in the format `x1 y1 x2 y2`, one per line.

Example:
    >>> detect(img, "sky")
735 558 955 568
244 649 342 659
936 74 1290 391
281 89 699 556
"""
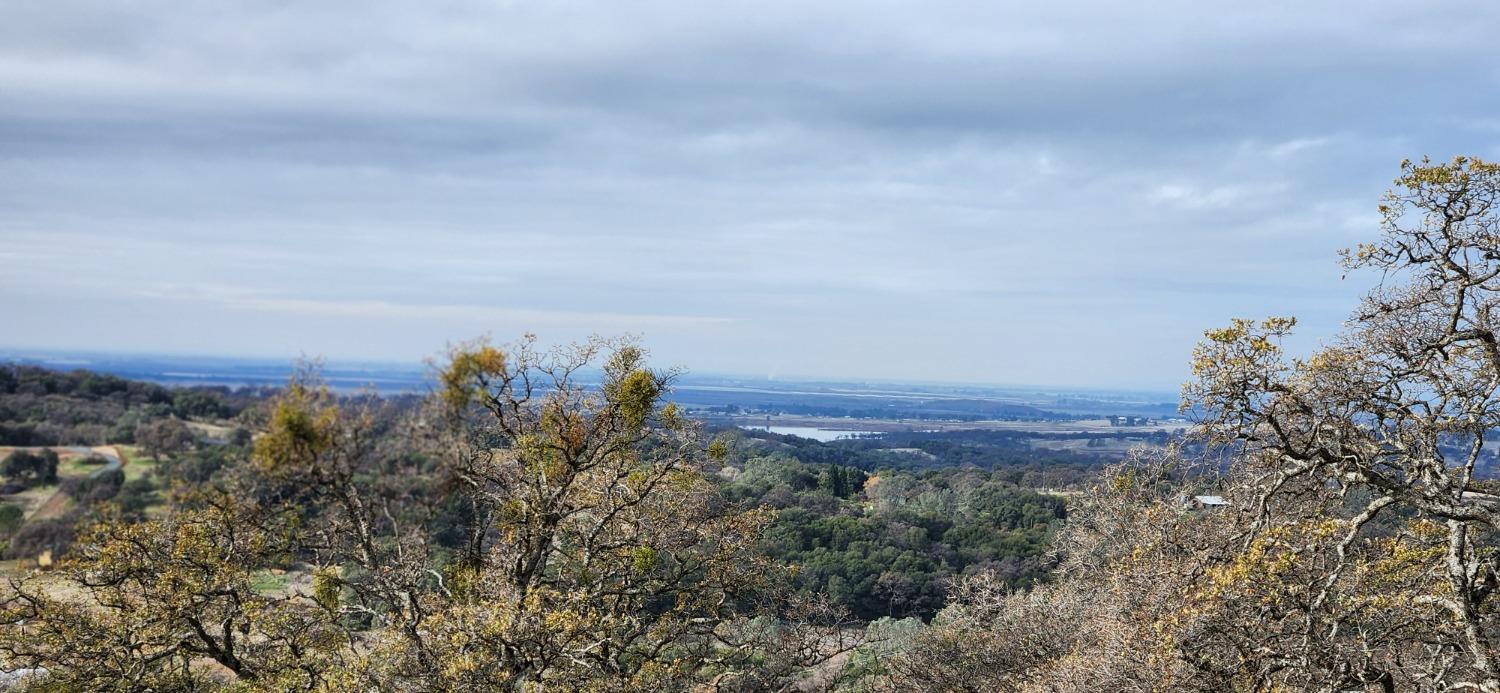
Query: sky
3 1 1499 389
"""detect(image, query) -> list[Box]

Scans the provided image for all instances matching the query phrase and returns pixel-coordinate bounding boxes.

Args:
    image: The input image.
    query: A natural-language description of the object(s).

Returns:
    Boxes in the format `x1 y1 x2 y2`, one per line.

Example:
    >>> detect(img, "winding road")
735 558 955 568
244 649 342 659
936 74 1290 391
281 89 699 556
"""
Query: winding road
28 446 124 521
67 446 122 478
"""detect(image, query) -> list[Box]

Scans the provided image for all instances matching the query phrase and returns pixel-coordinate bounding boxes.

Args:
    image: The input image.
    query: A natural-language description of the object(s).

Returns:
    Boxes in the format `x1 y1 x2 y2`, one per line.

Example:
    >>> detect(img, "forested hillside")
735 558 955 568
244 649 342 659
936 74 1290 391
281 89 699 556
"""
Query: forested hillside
717 452 1065 620
0 365 260 446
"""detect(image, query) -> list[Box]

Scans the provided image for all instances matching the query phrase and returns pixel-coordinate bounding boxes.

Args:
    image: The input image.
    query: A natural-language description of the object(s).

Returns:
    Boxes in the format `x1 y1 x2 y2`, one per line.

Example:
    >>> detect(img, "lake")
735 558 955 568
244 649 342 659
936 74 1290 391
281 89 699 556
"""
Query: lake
738 425 878 442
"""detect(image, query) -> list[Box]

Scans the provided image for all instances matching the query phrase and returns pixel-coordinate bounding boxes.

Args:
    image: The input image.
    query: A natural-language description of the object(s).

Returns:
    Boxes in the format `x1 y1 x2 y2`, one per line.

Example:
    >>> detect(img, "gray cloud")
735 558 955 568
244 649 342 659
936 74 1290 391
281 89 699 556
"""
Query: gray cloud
2 0 1498 387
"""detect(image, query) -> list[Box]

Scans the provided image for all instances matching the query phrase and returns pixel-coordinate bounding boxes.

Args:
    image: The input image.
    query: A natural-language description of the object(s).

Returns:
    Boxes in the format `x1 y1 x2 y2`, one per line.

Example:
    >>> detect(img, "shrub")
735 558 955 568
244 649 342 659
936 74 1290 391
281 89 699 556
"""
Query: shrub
5 517 76 560
0 503 24 535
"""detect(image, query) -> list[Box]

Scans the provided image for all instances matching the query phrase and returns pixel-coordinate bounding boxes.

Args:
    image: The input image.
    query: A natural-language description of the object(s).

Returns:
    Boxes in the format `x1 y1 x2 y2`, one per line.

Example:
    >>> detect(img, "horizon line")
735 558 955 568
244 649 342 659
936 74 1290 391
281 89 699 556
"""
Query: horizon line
0 344 1186 398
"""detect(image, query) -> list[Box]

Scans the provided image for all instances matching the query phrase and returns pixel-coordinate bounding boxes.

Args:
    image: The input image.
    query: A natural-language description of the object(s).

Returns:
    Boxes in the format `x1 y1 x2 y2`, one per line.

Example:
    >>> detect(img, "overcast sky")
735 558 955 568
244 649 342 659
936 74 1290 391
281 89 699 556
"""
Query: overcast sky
3 1 1498 388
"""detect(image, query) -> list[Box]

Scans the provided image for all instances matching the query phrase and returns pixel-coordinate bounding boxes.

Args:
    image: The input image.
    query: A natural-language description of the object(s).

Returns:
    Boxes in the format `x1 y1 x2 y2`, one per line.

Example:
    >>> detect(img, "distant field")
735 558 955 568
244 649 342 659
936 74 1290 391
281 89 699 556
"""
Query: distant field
1029 437 1151 454
717 414 1190 436
7 483 58 521
185 421 235 440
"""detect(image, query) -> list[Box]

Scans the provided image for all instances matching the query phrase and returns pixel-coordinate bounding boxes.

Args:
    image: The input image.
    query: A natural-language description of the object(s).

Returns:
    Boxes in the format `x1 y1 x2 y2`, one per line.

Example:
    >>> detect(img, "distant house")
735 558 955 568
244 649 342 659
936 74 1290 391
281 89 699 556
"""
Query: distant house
1107 415 1151 427
1185 495 1229 510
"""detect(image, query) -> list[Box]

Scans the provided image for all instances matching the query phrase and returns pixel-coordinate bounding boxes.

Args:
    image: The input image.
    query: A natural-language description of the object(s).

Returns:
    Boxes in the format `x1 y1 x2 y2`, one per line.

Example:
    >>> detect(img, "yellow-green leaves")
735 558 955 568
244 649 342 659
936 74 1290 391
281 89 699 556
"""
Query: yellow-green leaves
439 343 507 413
1395 154 1500 189
706 436 731 463
613 368 662 429
604 344 645 378
1350 154 1500 274
312 565 342 612
596 341 667 429
1189 317 1294 386
1202 317 1295 345
630 546 658 574
254 381 338 476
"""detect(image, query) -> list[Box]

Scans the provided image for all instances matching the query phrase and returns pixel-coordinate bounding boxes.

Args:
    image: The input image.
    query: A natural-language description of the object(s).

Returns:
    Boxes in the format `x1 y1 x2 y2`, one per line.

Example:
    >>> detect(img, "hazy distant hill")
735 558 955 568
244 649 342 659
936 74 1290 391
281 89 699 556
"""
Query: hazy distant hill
0 350 1179 422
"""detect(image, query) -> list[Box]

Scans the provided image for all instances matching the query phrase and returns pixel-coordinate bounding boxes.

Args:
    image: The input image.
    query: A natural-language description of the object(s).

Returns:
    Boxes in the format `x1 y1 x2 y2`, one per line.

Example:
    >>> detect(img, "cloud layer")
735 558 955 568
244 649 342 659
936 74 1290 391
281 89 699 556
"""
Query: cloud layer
3 1 1498 387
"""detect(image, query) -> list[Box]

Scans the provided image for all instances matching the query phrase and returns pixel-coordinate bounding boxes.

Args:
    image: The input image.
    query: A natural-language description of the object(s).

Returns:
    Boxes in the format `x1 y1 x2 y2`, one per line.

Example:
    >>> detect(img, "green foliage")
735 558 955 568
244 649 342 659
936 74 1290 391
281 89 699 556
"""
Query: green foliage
631 545 659 573
836 617 925 688
311 566 341 611
722 454 1064 620
252 379 337 478
437 342 507 413
819 464 864 498
0 503 23 536
1 448 58 487
0 364 251 446
0 341 827 691
250 570 291 595
0 348 1088 687
171 390 231 419
114 477 160 520
62 467 124 503
738 426 1115 485
3 517 75 560
134 418 196 461
613 369 662 429
155 444 235 485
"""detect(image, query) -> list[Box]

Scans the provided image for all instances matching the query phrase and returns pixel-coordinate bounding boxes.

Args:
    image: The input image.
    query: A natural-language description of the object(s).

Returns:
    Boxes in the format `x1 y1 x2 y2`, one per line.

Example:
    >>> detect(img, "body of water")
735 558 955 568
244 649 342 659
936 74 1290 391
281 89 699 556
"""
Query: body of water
739 425 879 442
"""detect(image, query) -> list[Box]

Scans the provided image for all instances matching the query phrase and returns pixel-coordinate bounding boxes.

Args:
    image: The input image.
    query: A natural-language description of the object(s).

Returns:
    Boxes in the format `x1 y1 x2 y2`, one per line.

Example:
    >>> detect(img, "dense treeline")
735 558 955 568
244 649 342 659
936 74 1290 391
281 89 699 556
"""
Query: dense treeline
718 453 1065 620
0 364 259 445
735 426 1110 484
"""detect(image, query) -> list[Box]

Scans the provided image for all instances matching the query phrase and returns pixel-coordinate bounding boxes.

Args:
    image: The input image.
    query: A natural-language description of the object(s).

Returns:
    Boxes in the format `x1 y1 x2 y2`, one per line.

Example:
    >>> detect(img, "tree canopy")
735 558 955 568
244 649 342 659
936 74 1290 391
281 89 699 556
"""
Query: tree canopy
874 157 1500 691
0 339 849 691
